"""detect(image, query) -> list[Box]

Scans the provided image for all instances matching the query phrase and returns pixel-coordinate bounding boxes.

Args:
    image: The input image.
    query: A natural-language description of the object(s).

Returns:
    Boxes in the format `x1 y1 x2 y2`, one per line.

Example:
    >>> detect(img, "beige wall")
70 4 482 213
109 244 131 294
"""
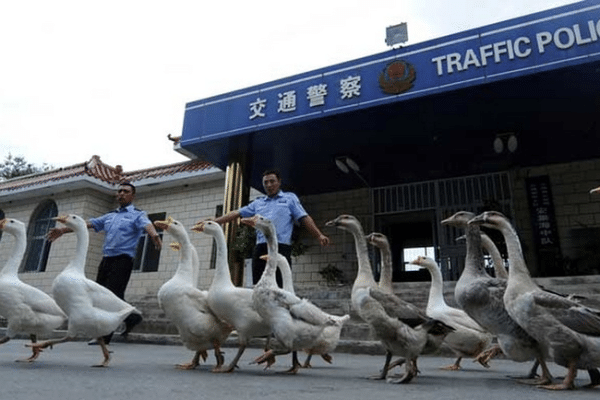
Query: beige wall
295 188 372 286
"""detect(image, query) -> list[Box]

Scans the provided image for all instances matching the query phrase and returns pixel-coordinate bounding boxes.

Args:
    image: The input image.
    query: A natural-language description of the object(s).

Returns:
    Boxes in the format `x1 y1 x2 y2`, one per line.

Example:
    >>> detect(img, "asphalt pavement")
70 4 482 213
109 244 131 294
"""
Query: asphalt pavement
0 339 598 400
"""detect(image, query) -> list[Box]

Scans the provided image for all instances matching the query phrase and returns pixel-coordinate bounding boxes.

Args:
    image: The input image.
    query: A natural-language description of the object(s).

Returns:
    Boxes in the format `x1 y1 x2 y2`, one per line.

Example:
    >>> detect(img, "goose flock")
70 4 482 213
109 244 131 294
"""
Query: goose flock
1 198 600 390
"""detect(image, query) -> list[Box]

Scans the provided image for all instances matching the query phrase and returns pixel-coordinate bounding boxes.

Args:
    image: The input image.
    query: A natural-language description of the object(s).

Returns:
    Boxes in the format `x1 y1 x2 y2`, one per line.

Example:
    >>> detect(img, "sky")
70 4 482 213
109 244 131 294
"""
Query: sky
0 0 578 172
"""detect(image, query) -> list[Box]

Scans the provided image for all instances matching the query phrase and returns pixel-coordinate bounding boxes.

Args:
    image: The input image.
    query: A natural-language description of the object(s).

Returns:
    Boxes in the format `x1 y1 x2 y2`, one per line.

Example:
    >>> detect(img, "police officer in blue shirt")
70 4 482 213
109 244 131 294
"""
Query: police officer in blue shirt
210 169 329 285
48 182 162 343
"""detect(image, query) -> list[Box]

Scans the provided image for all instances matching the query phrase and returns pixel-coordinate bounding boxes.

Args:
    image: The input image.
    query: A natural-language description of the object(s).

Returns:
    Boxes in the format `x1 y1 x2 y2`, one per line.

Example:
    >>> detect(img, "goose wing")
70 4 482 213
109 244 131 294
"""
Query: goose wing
21 285 67 318
289 299 336 326
437 305 489 333
369 288 426 327
84 279 134 312
263 288 333 326
532 290 600 336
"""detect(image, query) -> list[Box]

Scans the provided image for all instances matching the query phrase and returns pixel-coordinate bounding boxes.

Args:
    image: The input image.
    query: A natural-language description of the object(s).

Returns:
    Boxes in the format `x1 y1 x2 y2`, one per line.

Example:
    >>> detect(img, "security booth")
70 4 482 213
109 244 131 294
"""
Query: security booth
177 1 600 284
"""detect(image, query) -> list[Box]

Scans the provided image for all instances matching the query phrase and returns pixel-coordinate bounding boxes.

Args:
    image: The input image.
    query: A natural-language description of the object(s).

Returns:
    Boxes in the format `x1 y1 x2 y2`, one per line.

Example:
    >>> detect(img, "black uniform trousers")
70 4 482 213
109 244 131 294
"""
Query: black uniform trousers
251 243 292 287
96 254 141 343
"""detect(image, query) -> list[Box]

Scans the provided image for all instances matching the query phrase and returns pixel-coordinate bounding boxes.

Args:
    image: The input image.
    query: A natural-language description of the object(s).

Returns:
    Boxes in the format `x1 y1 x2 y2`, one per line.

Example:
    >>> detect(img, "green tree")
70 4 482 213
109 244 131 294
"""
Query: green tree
0 153 52 181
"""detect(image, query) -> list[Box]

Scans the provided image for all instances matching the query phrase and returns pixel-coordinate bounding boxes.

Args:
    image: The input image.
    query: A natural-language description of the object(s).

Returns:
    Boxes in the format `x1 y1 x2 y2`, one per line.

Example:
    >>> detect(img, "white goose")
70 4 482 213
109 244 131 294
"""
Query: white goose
29 214 142 367
155 217 232 371
191 220 271 373
259 252 347 369
409 255 493 370
243 215 349 372
0 218 67 362
326 215 453 384
442 211 552 382
365 232 394 294
470 211 600 390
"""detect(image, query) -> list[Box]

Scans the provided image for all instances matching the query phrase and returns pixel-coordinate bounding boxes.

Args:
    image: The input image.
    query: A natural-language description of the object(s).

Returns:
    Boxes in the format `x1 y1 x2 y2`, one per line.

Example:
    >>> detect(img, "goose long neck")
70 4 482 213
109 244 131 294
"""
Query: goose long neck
278 257 295 294
173 235 196 282
264 228 278 257
481 233 507 279
378 244 393 293
211 228 234 286
67 224 89 273
0 229 26 276
463 223 487 279
349 223 377 289
426 261 446 307
497 219 535 286
191 242 200 287
256 255 278 288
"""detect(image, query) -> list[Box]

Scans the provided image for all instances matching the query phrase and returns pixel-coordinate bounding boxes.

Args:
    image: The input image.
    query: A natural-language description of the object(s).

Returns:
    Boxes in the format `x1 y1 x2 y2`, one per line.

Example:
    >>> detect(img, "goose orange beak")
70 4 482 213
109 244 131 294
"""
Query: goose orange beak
190 221 205 233
154 216 174 231
53 215 69 224
240 216 258 227
0 218 6 230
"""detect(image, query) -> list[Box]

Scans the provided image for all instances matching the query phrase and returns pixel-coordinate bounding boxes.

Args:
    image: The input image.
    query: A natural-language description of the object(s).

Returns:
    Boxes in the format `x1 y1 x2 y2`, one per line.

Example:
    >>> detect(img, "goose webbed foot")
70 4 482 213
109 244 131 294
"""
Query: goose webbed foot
386 359 418 384
282 351 301 374
440 357 462 371
91 337 111 367
475 344 502 367
369 351 393 380
511 359 553 385
386 357 406 371
516 376 553 386
215 363 239 373
537 366 576 390
26 336 68 352
537 362 578 390
251 349 277 370
212 346 226 371
176 350 202 370
214 345 245 373
320 353 333 364
18 347 42 363
302 354 313 368
176 362 199 370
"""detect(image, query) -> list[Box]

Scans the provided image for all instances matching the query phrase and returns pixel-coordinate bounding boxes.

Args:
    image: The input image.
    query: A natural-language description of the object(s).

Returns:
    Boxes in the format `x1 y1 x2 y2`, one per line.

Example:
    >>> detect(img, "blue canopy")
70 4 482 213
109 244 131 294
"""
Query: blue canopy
180 1 600 194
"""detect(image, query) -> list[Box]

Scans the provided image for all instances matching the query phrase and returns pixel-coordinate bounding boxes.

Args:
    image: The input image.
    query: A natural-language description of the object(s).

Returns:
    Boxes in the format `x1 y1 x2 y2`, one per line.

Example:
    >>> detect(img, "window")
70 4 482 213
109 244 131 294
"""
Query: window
22 200 57 272
132 212 165 272
403 246 435 272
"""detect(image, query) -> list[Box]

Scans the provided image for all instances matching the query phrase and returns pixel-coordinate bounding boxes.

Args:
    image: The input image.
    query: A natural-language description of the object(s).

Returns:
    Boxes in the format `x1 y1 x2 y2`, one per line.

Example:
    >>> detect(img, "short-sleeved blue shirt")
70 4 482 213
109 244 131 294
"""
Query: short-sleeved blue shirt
89 204 152 258
239 191 308 245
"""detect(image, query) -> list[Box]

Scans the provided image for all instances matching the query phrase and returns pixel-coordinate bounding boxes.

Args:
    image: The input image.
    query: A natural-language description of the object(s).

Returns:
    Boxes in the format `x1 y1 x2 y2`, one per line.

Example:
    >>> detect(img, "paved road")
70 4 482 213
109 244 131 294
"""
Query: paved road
0 339 598 400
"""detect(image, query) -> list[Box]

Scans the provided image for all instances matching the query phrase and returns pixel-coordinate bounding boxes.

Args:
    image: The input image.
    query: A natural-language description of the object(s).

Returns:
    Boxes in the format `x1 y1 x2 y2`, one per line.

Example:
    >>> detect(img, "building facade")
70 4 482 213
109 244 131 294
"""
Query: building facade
1 155 600 303
2 2 600 304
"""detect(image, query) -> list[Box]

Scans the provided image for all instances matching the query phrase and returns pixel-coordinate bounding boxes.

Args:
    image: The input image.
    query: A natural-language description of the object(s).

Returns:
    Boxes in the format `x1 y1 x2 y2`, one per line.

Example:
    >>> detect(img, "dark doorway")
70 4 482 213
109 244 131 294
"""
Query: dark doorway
375 210 437 282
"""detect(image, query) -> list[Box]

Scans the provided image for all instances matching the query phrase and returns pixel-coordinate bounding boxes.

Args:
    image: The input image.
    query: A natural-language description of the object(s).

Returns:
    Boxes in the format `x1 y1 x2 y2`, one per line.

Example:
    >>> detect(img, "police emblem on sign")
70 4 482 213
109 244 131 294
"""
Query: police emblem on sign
378 60 416 95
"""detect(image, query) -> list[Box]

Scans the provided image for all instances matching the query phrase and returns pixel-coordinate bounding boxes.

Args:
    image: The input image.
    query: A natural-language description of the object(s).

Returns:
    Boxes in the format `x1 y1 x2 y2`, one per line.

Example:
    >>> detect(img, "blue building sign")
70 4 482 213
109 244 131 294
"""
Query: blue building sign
181 1 600 150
